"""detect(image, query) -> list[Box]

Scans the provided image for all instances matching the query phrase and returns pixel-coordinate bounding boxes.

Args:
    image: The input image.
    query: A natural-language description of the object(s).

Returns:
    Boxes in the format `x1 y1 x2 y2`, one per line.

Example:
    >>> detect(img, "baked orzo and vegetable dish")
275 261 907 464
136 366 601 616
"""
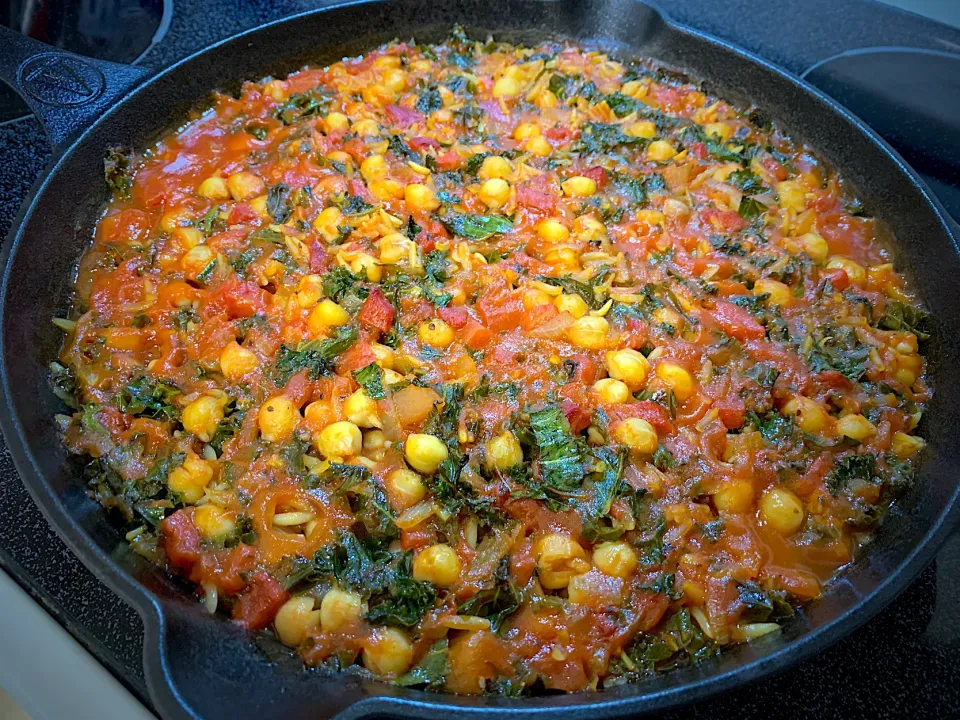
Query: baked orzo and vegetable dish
51 29 930 694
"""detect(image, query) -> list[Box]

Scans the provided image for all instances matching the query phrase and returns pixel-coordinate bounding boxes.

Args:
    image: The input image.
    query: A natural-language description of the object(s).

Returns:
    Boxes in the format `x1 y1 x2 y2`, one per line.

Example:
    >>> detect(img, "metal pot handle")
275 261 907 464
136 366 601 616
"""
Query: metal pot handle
0 25 150 153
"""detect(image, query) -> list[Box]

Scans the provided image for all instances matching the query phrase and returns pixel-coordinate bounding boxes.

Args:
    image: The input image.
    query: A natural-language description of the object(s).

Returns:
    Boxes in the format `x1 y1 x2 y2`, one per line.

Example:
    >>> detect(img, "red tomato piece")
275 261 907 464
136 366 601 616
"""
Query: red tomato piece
160 510 202 570
702 207 748 234
689 142 709 160
409 136 441 151
823 268 849 291
228 203 258 225
337 342 376 374
710 300 765 341
385 104 424 128
438 305 469 329
561 399 592 435
581 166 609 188
220 277 270 319
477 291 524 332
611 401 674 435
232 572 289 630
461 320 492 350
436 150 463 170
544 126 571 143
714 397 746 429
309 240 330 273
357 288 396 333
571 354 600 385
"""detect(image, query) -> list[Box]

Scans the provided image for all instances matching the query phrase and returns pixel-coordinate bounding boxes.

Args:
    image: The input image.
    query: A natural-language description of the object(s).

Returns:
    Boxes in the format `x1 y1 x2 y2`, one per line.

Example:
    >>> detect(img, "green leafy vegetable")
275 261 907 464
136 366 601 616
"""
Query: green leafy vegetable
457 557 521 632
580 445 631 542
352 362 385 399
330 193 376 217
104 147 133 198
806 325 871 381
195 206 226 236
396 639 449 687
116 376 181 421
605 92 641 118
266 183 293 223
728 169 765 194
577 122 647 154
416 87 443 114
273 326 359 385
441 213 514 240
738 197 765 221
49 362 80 410
877 301 929 340
529 404 587 493
825 453 876 495
275 89 332 124
322 266 360 303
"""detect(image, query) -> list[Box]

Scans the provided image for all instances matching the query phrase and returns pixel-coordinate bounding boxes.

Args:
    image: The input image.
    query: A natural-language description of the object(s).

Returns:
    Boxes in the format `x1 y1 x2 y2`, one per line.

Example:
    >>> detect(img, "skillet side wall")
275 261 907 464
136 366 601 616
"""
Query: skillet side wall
2 1 959 718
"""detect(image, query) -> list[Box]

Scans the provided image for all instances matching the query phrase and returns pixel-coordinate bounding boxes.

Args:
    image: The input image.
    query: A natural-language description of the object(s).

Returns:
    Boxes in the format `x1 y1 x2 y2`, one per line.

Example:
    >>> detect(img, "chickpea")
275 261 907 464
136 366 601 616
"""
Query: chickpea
296 274 324 308
386 468 426 510
226 171 265 201
219 341 258 381
655 362 695 403
413 544 462 587
160 207 192 233
380 68 407 94
573 215 606 241
312 206 343 242
606 349 650 391
758 487 806 535
258 395 300 443
274 596 320 647
322 112 350 133
626 120 657 139
182 395 225 442
776 180 806 211
484 431 523 471
343 388 382 428
646 140 677 162
360 154 389 182
492 76 521 98
181 245 215 281
523 288 553 309
308 300 350 334
612 418 658 453
592 378 631 404
319 587 363 631
513 122 541 140
568 315 610 350
826 256 867 286
592 541 638 579
362 429 388 455
554 293 588 319
379 233 413 265
561 176 598 198
781 396 831 435
405 183 440 212
703 122 733 141
534 533 590 590
418 318 455 348
478 178 511 209
193 504 236 539
166 453 214 503
537 218 570 244
754 278 792 308
478 155 512 180
198 176 229 200
351 118 380 137
524 136 552 156
405 433 449 474
363 627 414 675
350 253 383 283
315 421 363 459
801 232 829 262
891 431 925 458
714 479 755 514
370 342 396 370
837 414 877 441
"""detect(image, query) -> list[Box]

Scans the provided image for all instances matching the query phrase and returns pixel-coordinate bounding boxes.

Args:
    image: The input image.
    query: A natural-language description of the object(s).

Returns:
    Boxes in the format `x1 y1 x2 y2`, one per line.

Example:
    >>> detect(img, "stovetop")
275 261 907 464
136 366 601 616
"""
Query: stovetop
1 0 959 717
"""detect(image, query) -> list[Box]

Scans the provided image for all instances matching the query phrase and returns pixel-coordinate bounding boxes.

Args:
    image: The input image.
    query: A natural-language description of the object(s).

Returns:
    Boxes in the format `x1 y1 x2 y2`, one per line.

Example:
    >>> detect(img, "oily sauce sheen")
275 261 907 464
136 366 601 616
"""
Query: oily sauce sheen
53 31 931 694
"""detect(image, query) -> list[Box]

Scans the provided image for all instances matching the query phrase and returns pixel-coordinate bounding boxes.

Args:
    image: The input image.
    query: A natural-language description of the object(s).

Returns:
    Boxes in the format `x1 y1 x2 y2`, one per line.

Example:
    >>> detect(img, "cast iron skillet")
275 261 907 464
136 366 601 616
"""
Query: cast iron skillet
1 1 959 718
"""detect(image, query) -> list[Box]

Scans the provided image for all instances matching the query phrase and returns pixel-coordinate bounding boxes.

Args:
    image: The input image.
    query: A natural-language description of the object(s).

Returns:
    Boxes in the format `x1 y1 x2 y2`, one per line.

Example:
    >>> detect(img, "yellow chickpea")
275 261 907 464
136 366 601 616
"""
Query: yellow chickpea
758 487 806 535
311 298 350 327
405 183 440 212
537 218 570 244
226 171 265 201
296 274 324 308
513 122 541 141
160 207 192 233
837 414 877 441
193 504 236 539
703 122 733 142
606 349 650 391
182 395 225 442
166 453 214 504
561 176 598 198
198 176 229 200
405 433 449 474
319 587 363 632
626 120 657 139
485 431 523 471
350 118 380 137
180 245 216 281
781 396 832 434
315 421 363 459
568 315 610 350
534 533 590 590
360 154 389 182
350 252 383 283
380 68 408 94
825 256 867 286
312 206 343 242
754 278 792 308
413 544 462 587
418 318 455 348
714 479 755 514
492 75 521 98
554 293 589 319
655 362 695 403
322 112 350 133
274 596 320 647
386 468 426 510
573 214 607 241
612 418 658 453
258 396 300 443
523 288 553 310
592 378 631 404
370 342 396 370
343 388 382 428
646 140 677 162
776 180 806 211
379 233 413 265
592 541 638 579
363 628 414 675
478 155 512 180
219 341 258 381
478 178 511 208
891 431 925 458
524 136 552 156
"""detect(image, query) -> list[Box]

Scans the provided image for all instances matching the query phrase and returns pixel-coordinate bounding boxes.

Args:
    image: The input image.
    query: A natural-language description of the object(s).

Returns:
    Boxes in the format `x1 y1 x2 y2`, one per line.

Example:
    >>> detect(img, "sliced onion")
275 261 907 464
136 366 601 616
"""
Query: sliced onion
395 500 435 529
272 511 315 527
441 615 491 631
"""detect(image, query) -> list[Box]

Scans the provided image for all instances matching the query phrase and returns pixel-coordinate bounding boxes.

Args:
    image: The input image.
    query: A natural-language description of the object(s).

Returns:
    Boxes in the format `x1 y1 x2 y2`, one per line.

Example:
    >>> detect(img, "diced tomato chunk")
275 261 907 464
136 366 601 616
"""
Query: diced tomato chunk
220 277 270 319
232 572 288 630
160 510 202 570
357 287 396 333
477 291 523 332
570 354 599 385
515 184 556 212
714 397 746 429
384 104 424 128
409 136 441 151
710 300 765 342
702 207 748 234
228 203 258 225
561 399 592 434
689 142 709 160
461 320 492 349
823 268 849 291
436 150 463 170
581 166 609 188
611 401 674 435
438 305 469 329
337 341 376 374
309 240 330 273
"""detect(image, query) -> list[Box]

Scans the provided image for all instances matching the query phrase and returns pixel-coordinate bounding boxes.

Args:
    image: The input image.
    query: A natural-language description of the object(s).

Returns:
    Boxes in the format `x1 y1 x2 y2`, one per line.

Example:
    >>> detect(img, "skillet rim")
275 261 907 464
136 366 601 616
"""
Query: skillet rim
1 1 958 717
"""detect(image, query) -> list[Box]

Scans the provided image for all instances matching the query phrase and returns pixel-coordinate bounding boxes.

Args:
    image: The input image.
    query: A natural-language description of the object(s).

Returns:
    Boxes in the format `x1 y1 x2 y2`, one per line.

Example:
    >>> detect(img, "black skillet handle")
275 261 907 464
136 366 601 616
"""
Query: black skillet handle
0 25 150 153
